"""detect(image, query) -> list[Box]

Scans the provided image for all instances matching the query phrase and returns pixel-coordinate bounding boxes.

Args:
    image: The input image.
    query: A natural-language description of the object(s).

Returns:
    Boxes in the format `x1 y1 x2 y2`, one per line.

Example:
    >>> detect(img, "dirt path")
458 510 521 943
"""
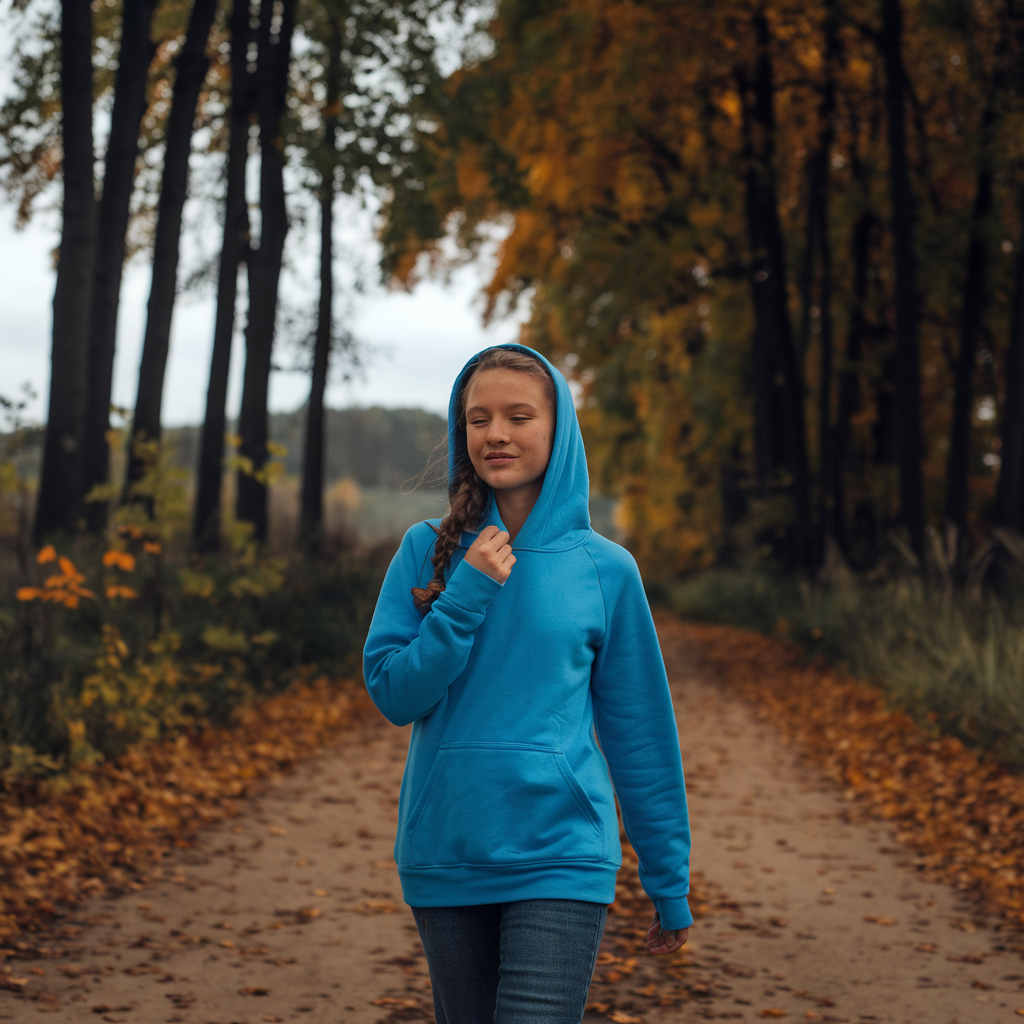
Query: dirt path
2 620 1023 1023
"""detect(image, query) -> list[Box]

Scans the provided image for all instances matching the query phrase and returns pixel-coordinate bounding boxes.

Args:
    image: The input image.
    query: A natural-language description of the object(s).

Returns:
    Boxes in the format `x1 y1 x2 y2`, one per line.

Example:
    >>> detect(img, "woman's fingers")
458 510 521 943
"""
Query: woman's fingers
646 912 689 955
485 529 510 552
464 528 515 582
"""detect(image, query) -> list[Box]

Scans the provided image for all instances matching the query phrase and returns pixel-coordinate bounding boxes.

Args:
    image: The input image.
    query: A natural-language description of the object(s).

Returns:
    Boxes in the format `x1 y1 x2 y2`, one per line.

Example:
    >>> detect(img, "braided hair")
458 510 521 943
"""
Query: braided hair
411 348 556 613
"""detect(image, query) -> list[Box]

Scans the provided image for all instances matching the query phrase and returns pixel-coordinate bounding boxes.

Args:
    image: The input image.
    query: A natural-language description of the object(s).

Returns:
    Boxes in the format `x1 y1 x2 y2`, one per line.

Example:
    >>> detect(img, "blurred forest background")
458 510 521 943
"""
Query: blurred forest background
2 0 1024 791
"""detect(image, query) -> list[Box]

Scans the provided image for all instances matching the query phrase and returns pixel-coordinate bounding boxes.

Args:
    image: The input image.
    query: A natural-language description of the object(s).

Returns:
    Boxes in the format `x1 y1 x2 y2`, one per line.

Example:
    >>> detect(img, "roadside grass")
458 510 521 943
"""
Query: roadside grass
669 567 1024 770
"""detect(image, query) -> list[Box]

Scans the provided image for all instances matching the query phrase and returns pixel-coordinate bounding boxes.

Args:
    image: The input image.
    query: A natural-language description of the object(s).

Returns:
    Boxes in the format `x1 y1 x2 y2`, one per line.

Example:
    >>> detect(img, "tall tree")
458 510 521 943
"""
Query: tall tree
809 0 839 556
879 0 926 555
995 187 1024 530
34 0 96 541
193 0 257 551
945 129 993 535
834 158 878 555
125 0 219 499
235 0 298 542
299 10 343 550
945 6 1011 539
739 6 811 567
79 0 159 531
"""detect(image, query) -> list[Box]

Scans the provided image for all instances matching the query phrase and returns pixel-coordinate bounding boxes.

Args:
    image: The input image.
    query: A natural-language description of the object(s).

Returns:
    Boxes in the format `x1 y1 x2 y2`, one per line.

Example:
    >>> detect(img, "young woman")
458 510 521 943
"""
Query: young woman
363 344 692 1023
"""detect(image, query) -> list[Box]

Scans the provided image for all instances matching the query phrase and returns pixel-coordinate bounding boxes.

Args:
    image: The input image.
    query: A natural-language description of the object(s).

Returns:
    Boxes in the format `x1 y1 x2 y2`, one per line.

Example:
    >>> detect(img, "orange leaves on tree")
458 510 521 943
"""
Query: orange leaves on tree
18 547 145 609
103 549 136 571
17 551 95 608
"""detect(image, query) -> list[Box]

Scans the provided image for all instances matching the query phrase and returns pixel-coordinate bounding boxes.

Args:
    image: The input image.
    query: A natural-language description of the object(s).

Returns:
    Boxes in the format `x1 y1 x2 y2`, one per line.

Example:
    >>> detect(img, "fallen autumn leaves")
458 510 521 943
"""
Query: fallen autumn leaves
0 676 376 946
673 619 1024 935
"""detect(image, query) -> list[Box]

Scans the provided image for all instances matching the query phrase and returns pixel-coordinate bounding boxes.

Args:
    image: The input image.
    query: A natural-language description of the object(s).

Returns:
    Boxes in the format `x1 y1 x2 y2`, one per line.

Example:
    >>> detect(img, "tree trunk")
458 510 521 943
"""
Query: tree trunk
235 0 298 542
814 0 838 558
125 0 219 500
834 208 874 552
945 157 993 533
192 0 257 552
299 187 333 550
880 0 927 556
79 0 158 531
34 0 96 542
996 187 1024 529
816 174 836 557
299 15 342 550
740 6 811 568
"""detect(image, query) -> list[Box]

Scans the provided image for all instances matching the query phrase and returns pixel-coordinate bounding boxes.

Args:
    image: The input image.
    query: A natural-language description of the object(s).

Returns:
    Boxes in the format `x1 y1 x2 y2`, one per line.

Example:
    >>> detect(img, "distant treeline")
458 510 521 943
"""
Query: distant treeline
3 406 449 493
263 406 447 490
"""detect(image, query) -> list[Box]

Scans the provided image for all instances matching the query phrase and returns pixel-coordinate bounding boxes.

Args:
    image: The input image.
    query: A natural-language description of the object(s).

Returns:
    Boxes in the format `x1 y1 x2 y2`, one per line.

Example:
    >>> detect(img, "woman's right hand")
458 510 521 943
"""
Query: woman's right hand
464 525 516 583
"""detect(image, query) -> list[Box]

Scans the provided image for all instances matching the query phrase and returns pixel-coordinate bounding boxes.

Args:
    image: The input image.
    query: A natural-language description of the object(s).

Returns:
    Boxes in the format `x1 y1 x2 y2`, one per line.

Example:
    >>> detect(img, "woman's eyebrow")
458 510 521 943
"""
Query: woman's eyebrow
465 401 539 415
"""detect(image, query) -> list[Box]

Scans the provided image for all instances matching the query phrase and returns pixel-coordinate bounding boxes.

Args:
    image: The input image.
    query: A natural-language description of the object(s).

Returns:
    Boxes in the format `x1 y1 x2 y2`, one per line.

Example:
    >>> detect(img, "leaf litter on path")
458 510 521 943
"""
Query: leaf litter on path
676 619 1024 935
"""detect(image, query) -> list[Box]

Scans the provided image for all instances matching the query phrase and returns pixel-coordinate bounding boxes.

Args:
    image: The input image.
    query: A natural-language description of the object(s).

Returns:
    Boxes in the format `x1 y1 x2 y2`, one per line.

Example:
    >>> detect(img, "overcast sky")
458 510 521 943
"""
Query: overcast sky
0 193 527 427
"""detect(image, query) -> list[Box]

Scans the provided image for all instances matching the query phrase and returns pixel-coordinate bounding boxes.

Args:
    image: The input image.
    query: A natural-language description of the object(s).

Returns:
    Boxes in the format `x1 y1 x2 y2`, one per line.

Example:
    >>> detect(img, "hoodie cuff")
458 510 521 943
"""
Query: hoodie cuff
437 557 504 613
655 896 694 931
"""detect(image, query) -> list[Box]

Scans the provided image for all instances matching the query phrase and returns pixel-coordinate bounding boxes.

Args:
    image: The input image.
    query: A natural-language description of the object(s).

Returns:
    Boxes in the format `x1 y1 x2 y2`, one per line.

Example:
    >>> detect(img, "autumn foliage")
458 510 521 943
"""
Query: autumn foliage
388 0 1024 576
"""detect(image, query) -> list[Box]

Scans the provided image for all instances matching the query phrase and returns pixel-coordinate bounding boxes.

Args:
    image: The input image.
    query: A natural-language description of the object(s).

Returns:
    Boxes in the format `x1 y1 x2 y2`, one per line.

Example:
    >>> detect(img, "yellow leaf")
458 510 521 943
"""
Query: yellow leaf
36 545 56 564
609 1013 643 1024
16 587 42 601
760 1012 788 1019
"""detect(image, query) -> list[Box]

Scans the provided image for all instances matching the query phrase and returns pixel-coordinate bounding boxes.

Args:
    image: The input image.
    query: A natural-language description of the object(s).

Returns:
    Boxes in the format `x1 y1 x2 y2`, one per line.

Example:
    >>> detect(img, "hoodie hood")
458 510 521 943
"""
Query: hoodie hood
447 343 591 552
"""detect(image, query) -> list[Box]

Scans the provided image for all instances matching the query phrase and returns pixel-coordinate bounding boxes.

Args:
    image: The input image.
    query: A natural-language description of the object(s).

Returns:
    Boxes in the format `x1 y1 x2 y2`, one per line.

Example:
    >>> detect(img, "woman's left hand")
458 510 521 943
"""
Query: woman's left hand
646 910 688 955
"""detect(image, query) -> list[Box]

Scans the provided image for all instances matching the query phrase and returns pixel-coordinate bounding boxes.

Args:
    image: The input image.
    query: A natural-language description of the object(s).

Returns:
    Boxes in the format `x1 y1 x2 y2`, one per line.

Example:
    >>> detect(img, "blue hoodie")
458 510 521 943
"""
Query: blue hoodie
361 344 693 930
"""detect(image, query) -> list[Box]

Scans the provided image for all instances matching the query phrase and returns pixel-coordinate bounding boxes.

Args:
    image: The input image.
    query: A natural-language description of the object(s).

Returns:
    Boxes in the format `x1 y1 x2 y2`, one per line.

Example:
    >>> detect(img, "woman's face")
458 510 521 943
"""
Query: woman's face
463 368 555 498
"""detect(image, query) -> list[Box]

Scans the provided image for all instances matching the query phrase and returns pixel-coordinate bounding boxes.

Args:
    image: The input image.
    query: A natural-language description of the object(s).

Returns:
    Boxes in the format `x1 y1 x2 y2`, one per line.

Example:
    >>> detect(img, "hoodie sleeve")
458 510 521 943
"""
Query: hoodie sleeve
363 524 504 727
589 543 693 932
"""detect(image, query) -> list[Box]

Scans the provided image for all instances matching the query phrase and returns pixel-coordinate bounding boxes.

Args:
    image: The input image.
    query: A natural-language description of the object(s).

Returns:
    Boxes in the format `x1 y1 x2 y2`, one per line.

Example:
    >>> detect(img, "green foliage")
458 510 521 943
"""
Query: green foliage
0 427 392 785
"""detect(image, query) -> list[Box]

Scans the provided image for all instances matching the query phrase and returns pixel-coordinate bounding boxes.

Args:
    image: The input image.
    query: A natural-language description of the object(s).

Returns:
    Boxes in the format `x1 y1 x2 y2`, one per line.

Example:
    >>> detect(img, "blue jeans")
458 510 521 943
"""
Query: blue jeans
410 899 608 1024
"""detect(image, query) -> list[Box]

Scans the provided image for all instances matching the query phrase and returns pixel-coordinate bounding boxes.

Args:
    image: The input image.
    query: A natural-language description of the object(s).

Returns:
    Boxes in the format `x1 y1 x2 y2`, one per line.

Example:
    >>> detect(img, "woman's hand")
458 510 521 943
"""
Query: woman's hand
646 910 688 955
464 525 516 583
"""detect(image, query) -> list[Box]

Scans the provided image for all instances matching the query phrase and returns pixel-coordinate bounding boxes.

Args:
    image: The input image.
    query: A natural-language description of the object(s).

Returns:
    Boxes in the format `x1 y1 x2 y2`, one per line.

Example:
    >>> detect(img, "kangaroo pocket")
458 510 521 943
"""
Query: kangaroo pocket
407 741 605 867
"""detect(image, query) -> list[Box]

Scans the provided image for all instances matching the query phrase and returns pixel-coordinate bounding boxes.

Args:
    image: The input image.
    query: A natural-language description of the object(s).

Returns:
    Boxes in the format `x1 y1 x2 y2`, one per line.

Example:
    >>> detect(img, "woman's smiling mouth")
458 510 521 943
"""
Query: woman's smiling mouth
485 453 518 463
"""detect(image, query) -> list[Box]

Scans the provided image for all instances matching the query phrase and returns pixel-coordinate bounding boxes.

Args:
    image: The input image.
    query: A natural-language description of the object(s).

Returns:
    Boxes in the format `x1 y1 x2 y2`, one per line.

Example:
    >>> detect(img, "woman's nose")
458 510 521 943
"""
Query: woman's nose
486 419 511 443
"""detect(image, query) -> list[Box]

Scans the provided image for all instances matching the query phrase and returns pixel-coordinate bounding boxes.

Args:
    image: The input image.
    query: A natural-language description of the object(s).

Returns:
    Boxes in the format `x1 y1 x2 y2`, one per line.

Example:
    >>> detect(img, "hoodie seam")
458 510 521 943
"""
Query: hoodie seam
583 542 609 646
455 529 595 554
414 523 438 586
